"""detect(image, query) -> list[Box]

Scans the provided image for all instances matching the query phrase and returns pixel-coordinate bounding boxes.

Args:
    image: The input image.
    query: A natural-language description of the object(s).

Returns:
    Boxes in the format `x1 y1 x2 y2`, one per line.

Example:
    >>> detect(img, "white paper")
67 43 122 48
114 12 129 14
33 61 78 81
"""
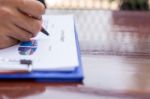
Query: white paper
0 15 79 71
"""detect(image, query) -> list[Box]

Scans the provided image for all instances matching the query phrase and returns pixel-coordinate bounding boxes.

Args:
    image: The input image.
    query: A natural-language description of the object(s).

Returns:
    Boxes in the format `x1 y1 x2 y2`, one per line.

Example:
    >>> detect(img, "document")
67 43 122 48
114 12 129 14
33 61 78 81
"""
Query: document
0 15 79 71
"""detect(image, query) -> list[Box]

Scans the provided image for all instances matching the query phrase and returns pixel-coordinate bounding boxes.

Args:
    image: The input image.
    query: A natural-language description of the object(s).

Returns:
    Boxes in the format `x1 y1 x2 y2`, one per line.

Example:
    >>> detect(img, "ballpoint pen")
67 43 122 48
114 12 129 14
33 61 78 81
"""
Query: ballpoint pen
41 27 49 36
38 0 46 8
38 0 49 36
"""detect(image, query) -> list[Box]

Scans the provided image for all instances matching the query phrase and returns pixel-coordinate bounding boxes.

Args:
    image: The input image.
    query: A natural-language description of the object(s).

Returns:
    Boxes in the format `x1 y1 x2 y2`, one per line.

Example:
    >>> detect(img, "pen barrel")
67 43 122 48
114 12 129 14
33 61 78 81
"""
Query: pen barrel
38 0 47 8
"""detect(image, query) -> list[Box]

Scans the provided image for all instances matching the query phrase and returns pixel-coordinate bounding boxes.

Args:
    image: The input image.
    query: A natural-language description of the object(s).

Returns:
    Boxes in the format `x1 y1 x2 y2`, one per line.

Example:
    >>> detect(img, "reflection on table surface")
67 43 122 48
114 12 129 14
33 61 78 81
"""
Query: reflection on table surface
0 10 150 99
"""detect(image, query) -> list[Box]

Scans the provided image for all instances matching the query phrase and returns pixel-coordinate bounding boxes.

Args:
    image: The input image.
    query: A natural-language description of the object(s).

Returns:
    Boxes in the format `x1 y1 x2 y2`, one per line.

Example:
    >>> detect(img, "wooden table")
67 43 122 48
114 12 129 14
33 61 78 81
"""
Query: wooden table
0 10 150 99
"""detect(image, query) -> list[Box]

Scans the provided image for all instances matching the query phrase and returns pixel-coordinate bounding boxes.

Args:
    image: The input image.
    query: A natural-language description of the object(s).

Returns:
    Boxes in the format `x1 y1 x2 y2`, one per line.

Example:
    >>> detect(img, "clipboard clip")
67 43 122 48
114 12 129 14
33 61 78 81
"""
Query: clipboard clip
20 59 33 72
0 57 33 73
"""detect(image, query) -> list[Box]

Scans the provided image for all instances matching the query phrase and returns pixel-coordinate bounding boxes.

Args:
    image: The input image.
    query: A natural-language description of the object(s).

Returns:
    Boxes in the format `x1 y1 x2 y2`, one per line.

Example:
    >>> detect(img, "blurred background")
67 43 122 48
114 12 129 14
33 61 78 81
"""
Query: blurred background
45 0 150 56
46 0 150 10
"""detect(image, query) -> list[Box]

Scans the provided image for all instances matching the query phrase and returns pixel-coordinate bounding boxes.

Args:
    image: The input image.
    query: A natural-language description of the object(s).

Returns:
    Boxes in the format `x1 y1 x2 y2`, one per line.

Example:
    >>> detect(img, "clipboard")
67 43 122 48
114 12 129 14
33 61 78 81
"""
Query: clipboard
0 16 84 82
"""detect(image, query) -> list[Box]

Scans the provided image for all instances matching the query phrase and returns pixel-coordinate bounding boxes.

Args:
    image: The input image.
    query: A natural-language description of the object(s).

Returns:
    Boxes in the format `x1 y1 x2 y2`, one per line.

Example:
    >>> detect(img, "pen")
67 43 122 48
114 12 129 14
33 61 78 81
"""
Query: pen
38 0 49 36
38 0 46 8
41 27 49 36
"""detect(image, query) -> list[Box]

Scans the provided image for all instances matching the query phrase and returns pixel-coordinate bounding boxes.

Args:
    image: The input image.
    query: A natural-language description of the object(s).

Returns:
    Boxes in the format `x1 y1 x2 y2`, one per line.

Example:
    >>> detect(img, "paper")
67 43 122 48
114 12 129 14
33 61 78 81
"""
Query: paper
0 15 79 71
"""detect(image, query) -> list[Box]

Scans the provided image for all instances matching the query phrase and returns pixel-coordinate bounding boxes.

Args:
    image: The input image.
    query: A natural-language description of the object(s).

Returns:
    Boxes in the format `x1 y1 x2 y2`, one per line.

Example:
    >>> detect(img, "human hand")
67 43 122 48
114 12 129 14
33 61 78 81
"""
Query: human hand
0 0 45 49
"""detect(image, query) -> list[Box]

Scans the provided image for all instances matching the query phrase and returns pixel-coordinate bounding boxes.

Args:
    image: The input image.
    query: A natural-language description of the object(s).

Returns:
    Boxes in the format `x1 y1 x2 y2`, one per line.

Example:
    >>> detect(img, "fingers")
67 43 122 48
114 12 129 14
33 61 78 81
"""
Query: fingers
7 23 33 42
0 0 45 49
17 0 45 19
0 1 43 42
11 9 42 37
0 36 19 49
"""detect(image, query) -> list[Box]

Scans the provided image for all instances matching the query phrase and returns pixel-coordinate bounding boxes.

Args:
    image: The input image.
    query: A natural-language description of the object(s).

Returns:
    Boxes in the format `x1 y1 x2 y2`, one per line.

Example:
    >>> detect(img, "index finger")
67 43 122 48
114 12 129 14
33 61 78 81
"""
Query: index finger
17 0 45 19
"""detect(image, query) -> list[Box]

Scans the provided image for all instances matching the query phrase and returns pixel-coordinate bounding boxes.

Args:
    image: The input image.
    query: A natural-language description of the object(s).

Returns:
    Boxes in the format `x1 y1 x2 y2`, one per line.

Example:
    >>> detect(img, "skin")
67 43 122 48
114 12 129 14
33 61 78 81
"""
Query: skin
0 0 45 49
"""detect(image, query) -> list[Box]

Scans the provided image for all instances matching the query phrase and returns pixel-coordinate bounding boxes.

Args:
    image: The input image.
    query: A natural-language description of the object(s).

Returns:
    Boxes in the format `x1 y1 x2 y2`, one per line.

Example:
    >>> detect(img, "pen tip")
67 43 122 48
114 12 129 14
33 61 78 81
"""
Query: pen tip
41 27 49 36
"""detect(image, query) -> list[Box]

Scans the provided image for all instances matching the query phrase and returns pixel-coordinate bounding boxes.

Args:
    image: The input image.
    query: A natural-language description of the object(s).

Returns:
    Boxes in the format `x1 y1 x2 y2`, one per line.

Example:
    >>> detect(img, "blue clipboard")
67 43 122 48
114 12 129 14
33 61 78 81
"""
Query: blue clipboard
0 24 84 83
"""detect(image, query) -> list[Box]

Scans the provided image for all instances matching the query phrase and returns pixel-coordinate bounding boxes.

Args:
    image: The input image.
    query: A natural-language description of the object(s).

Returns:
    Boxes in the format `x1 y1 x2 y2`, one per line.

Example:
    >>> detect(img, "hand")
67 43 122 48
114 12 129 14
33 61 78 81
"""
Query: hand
0 0 45 49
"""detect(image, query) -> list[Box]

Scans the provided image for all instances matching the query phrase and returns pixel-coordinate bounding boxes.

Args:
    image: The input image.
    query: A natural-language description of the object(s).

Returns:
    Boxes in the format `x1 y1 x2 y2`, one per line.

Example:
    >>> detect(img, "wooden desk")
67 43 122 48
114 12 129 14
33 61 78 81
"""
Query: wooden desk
0 10 150 99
